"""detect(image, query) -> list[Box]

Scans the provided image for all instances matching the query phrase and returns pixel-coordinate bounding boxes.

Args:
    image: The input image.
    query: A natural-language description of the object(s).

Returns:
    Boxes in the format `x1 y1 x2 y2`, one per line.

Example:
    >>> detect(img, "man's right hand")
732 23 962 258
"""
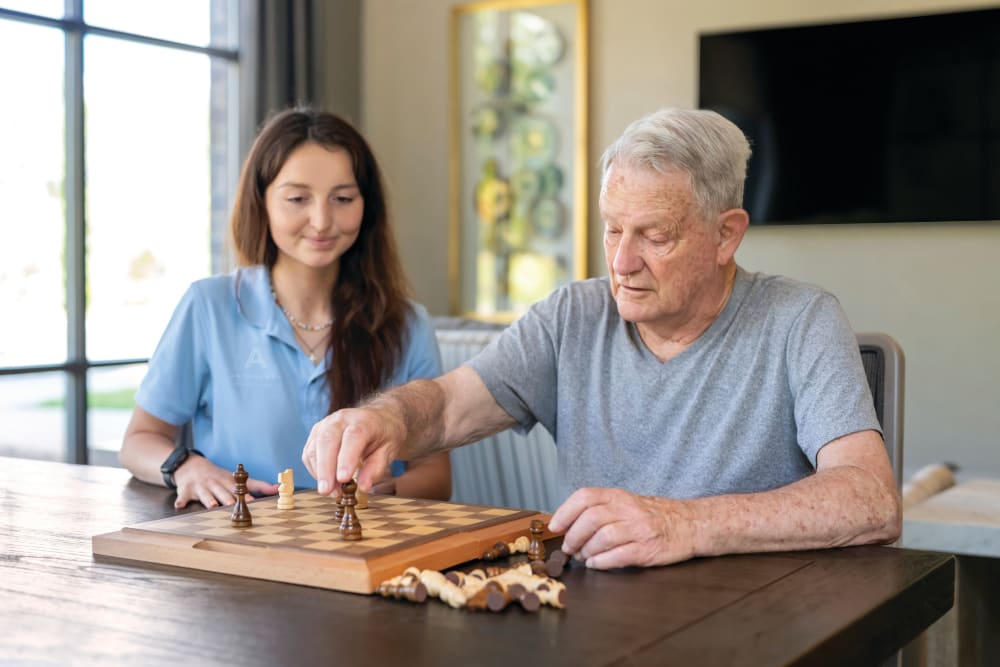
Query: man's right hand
302 404 407 496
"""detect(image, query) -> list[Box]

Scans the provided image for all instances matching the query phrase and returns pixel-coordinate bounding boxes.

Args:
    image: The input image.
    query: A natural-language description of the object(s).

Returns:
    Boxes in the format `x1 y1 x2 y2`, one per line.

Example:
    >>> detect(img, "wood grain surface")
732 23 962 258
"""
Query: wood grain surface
0 457 954 667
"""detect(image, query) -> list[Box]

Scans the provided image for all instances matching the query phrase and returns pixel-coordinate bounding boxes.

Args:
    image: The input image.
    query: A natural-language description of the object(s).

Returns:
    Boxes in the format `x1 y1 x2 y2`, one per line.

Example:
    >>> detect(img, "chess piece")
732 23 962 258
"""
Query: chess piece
417 570 468 609
376 576 428 603
515 589 541 613
467 585 512 612
230 464 253 528
481 540 511 561
356 486 369 510
527 519 546 561
338 480 363 541
348 469 369 509
545 549 569 578
277 468 295 510
509 535 530 554
333 492 345 523
535 580 568 609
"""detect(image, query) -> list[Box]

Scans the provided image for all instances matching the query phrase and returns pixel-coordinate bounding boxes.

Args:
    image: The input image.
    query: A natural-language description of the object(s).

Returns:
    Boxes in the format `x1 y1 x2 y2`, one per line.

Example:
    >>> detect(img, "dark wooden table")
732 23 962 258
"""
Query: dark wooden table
0 457 953 666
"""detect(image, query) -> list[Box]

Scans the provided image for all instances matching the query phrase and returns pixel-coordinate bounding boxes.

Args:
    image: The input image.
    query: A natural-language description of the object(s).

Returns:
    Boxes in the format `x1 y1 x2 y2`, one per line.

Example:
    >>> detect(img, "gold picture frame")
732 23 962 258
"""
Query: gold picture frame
450 0 588 320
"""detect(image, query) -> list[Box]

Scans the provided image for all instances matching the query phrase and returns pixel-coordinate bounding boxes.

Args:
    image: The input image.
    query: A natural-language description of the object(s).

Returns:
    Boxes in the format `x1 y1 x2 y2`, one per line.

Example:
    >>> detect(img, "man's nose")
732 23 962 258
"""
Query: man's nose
612 235 643 276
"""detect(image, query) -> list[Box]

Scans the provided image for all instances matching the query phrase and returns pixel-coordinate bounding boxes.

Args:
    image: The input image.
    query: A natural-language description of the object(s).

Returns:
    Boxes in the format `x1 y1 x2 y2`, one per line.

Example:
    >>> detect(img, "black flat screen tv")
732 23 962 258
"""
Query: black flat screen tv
698 8 1000 225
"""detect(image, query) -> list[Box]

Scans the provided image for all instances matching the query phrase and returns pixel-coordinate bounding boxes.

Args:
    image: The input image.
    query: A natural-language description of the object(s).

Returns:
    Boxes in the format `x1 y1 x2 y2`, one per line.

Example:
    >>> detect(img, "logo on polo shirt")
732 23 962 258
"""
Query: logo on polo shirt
244 349 266 369
234 347 277 385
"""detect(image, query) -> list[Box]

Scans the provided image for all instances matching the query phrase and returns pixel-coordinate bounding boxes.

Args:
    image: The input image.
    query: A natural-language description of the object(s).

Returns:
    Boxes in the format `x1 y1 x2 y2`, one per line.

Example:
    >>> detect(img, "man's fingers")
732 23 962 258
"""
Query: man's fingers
549 488 613 551
304 406 403 495
309 417 347 495
338 421 376 483
581 542 639 570
355 449 394 491
301 440 317 478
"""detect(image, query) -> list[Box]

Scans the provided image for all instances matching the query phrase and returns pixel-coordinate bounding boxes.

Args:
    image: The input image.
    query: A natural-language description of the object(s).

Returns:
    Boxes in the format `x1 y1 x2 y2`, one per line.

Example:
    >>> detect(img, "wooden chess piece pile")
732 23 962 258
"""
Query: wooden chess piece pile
480 518 570 578
377 519 570 612
377 562 567 612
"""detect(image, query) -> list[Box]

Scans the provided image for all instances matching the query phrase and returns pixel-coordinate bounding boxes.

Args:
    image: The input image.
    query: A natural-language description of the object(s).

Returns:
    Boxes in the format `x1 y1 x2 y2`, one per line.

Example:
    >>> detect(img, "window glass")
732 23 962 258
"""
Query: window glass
88 365 145 465
0 372 67 461
84 0 215 46
0 19 67 368
0 1 62 18
84 35 213 362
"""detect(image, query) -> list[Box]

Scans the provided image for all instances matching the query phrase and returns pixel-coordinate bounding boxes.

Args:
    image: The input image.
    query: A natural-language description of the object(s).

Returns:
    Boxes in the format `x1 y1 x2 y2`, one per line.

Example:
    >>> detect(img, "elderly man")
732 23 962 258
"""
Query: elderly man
303 108 901 569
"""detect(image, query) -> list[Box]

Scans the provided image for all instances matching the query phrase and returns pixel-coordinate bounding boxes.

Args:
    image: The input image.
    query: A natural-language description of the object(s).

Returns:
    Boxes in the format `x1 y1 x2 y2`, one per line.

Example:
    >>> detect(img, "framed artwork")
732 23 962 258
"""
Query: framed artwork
450 0 588 320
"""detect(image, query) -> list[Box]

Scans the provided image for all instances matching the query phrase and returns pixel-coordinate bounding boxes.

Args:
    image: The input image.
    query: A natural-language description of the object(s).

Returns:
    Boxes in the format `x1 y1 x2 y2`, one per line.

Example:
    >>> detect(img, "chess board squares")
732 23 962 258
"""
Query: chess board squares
375 496 422 506
300 539 356 551
282 511 334 523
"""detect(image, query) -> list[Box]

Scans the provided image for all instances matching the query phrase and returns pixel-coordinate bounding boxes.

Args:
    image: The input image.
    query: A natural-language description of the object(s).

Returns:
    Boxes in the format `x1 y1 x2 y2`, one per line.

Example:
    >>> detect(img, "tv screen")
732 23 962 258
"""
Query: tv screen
699 9 1000 225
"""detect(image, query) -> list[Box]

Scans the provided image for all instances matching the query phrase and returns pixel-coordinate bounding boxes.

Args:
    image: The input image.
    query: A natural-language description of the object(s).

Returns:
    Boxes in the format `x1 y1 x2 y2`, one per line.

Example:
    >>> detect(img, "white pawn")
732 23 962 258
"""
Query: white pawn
277 468 295 510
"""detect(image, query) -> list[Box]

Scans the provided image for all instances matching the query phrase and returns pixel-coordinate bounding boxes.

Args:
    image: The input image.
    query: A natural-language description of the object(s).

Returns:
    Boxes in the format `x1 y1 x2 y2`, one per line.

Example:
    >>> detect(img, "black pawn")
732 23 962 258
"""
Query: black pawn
230 464 253 528
527 519 546 561
333 492 345 524
339 480 363 541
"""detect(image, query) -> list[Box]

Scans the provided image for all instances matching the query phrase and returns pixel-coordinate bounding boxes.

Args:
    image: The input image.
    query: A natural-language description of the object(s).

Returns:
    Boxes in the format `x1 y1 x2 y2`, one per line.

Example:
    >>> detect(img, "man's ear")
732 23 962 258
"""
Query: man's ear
716 208 749 265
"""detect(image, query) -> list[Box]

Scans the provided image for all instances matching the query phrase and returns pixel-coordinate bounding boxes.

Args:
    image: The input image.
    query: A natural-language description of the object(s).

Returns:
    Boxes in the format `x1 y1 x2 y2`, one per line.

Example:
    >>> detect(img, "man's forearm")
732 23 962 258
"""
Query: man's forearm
362 379 448 459
684 465 902 558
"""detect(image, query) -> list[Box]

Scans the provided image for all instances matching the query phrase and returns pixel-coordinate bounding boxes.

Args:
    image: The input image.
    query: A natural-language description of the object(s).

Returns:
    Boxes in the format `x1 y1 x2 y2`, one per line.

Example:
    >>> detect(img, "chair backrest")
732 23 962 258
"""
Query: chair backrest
855 332 906 489
433 318 561 511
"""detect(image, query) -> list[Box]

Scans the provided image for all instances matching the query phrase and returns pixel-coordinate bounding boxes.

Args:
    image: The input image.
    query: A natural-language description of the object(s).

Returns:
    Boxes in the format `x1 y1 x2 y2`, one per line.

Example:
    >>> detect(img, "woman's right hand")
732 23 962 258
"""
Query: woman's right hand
172 455 279 509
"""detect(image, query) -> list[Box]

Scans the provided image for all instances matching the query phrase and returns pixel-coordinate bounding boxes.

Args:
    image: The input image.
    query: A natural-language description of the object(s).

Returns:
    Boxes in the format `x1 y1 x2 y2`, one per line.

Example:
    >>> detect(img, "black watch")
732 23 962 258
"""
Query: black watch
160 445 201 489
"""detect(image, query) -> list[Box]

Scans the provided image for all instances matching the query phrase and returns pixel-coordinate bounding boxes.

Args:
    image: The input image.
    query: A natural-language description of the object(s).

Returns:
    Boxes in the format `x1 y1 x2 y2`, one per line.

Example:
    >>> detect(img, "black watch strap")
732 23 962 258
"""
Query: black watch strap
160 445 202 489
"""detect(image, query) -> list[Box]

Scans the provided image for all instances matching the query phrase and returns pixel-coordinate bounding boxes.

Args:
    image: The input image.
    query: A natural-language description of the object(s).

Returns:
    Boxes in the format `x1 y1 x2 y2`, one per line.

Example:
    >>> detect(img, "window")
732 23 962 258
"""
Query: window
0 1 239 465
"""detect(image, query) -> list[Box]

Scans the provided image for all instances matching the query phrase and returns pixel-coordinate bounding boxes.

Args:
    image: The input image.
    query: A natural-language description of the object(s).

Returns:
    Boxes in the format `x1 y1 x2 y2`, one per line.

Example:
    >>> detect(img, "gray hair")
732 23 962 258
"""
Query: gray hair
600 108 751 219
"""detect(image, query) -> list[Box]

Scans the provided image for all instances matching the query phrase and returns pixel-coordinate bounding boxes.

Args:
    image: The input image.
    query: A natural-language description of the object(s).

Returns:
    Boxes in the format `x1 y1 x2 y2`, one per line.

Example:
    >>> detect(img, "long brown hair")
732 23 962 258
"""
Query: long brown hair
230 107 412 412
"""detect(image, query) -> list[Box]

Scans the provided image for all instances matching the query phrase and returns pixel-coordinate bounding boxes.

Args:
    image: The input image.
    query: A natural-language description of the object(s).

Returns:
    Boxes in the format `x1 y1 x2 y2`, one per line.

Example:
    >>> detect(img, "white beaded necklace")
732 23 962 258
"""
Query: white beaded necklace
271 289 334 332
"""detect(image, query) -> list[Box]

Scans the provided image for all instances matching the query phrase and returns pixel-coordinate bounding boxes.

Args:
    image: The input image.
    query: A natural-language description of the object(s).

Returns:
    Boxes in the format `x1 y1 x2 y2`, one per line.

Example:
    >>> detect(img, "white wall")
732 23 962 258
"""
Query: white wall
362 0 1000 477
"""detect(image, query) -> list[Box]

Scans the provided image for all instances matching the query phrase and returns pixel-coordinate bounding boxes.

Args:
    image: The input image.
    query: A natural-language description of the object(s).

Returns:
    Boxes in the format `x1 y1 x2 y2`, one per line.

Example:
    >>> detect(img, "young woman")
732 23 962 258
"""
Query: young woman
120 108 451 508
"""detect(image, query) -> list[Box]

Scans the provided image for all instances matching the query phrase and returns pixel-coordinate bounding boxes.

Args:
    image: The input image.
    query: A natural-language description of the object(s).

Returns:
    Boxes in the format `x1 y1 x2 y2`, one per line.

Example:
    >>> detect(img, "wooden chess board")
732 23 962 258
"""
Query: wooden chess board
92 491 554 594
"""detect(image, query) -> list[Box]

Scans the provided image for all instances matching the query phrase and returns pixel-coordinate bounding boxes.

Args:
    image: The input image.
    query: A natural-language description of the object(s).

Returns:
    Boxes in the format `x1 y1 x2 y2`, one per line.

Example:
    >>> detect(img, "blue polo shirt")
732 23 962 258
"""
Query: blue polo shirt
134 265 442 486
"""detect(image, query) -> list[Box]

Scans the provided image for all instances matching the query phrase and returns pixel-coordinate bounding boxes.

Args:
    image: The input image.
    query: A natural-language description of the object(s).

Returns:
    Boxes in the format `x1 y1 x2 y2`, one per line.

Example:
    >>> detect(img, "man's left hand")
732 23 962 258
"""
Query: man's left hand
548 487 697 569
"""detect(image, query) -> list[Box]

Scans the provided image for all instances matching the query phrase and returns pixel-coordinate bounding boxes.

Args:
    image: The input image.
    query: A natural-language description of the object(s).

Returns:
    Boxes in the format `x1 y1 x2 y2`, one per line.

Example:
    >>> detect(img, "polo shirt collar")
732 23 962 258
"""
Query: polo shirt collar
234 265 331 376
234 265 281 333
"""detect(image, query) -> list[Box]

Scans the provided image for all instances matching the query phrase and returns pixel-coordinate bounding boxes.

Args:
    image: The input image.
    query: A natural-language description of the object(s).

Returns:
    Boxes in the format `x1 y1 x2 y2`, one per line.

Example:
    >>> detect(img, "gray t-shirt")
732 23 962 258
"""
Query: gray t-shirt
467 266 880 501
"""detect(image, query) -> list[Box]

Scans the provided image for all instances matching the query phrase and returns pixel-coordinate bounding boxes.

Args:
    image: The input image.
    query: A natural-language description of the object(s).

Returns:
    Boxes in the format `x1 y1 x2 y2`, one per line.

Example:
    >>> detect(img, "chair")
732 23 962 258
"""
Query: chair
434 318 560 512
856 332 905 488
